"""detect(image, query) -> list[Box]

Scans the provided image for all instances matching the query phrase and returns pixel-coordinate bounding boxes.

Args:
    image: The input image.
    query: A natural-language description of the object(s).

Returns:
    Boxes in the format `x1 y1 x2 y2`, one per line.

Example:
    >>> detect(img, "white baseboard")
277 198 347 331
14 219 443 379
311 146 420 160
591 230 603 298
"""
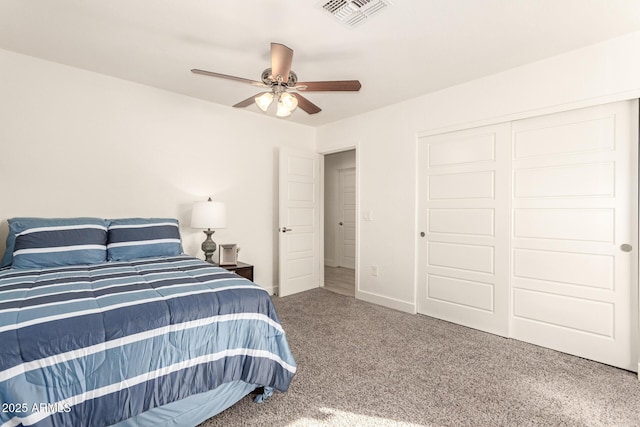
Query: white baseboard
324 258 338 267
356 290 416 314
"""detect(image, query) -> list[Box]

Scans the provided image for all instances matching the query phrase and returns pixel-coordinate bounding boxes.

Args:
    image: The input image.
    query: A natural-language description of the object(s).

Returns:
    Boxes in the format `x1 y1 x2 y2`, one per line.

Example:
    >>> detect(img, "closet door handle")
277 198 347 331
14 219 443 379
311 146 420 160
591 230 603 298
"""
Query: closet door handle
621 244 632 252
281 227 292 233
339 222 343 226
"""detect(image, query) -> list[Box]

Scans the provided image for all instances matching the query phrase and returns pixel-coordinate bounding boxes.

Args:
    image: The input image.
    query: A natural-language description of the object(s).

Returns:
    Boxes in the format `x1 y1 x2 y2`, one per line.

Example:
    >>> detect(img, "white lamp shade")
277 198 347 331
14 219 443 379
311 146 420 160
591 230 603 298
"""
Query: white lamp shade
191 200 226 229
280 92 298 111
276 100 292 117
255 92 274 112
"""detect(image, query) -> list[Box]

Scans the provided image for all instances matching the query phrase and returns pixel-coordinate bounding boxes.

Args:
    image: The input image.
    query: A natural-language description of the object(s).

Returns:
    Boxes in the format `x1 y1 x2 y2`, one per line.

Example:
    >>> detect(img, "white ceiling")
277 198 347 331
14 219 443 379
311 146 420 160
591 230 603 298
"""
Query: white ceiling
2 1 640 127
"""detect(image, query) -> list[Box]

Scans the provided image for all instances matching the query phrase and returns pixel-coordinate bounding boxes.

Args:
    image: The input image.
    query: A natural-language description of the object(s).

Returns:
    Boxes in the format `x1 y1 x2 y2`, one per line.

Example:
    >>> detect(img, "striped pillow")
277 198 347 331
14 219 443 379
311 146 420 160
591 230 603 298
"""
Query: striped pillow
107 218 183 261
9 218 108 269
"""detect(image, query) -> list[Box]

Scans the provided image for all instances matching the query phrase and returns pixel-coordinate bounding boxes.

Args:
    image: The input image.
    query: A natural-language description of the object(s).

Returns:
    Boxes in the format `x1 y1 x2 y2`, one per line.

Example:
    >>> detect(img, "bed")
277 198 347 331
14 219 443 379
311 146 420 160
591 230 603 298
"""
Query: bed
0 217 296 427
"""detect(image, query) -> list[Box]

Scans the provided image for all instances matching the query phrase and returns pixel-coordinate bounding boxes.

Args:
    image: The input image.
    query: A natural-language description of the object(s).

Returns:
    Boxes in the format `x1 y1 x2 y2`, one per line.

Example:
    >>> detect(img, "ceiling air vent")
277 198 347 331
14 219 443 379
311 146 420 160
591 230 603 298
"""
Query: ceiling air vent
319 0 393 28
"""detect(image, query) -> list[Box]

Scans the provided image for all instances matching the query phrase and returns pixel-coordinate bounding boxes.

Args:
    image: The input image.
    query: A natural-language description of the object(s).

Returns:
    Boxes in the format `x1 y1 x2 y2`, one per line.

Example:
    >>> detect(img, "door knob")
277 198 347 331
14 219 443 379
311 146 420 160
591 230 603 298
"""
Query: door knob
339 222 343 226
621 244 632 252
420 232 425 237
281 227 292 233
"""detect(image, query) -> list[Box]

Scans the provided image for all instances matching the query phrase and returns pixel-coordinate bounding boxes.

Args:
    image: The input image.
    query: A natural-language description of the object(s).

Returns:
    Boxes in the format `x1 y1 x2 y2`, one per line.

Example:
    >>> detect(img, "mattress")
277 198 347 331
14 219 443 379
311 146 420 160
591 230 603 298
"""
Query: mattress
0 255 296 427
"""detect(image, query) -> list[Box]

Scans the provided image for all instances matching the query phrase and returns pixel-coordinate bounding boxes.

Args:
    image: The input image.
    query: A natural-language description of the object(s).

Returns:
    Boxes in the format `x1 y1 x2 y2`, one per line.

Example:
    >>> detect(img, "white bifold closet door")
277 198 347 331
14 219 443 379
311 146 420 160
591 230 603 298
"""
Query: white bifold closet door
510 101 637 371
417 122 511 337
417 100 638 371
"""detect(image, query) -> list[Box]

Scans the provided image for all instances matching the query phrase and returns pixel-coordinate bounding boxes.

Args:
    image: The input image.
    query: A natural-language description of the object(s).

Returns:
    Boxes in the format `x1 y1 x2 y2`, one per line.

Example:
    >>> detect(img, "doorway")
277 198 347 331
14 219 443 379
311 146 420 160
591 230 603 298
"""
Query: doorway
323 149 356 297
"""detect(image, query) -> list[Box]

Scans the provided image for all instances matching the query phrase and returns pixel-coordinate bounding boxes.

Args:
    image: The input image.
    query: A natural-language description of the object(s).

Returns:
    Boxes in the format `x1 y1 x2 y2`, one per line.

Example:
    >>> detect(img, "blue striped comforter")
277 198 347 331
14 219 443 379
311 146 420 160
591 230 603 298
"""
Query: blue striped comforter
0 255 296 427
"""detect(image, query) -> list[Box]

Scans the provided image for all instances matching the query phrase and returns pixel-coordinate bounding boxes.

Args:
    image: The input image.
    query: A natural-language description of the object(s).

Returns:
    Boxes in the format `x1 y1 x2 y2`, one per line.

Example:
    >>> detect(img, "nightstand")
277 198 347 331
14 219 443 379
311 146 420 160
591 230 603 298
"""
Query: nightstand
222 262 254 282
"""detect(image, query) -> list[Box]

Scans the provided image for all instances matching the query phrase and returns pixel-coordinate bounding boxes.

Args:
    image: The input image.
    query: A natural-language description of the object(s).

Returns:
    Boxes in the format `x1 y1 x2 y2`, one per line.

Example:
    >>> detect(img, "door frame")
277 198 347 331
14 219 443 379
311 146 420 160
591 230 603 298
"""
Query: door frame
319 146 359 294
632 99 639 375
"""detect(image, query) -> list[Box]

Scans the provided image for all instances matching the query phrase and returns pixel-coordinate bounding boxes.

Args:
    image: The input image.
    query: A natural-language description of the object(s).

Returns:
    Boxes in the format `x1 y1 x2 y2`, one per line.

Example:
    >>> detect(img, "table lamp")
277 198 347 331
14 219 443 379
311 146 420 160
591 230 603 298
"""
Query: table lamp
191 197 226 263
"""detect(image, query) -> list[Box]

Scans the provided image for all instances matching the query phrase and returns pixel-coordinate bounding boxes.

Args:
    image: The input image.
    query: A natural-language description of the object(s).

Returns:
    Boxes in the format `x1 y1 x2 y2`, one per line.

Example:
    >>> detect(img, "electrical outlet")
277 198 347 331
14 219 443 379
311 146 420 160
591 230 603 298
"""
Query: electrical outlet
371 265 379 276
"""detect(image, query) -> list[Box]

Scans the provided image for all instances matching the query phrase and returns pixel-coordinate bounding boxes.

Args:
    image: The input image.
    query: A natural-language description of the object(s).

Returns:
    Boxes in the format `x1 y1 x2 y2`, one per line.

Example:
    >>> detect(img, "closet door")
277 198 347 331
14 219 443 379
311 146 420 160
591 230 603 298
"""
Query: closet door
417 123 511 336
510 101 637 371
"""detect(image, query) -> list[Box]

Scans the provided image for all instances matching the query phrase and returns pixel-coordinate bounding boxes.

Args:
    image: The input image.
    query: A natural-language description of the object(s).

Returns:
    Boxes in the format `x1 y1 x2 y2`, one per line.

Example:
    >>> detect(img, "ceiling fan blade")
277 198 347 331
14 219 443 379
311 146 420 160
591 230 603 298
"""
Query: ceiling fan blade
292 93 321 115
294 80 362 92
271 43 293 83
233 93 265 108
191 69 266 87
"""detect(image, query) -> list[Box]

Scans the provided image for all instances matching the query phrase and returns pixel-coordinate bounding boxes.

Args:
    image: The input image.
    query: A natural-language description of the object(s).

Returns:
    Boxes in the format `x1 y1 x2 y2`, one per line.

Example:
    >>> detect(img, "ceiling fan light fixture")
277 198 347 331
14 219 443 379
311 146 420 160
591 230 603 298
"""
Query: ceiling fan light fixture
255 92 274 112
280 92 298 112
276 98 293 117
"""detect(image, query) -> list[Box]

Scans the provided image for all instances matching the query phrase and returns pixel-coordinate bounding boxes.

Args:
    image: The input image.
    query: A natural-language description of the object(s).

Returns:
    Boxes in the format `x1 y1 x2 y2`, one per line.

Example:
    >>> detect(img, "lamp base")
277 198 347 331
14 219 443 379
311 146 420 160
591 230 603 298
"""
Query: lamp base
201 229 217 264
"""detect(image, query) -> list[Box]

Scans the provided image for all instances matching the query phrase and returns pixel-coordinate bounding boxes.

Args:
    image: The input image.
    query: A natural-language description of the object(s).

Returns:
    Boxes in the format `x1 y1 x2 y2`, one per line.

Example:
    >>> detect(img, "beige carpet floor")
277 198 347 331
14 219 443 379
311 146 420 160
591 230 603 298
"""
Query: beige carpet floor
201 288 640 426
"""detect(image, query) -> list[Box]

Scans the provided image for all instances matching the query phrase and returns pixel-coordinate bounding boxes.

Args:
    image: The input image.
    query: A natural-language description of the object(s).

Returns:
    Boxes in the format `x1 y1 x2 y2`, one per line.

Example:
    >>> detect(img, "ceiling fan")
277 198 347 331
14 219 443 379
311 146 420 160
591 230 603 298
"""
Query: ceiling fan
191 42 362 117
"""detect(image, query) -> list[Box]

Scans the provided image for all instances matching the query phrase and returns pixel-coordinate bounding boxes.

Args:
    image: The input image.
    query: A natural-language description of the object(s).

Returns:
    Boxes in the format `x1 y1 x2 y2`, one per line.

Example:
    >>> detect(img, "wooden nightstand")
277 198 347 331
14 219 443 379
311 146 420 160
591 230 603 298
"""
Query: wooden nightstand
222 262 254 282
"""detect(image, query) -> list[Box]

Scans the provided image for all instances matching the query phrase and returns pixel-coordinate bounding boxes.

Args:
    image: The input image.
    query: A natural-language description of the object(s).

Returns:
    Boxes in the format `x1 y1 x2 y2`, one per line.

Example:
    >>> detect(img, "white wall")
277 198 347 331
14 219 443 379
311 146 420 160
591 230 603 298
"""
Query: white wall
316 31 640 313
323 149 356 267
0 48 315 293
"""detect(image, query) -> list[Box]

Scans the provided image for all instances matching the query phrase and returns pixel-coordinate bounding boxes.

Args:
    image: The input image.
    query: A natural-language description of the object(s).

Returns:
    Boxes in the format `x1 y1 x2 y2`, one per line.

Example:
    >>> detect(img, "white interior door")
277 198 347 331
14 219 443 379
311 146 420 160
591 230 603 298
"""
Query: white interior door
278 147 320 297
510 101 638 371
417 123 511 337
337 168 356 269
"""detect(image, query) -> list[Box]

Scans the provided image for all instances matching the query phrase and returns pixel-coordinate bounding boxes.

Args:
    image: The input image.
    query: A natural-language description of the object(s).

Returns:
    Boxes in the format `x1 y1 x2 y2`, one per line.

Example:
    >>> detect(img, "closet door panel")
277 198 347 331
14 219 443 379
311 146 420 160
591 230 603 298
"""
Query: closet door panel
510 101 637 371
417 123 510 337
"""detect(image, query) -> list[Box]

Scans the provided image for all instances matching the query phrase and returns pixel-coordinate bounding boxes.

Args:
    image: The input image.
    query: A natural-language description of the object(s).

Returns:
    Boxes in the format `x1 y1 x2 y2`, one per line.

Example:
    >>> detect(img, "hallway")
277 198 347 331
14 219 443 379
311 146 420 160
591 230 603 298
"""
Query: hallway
324 266 355 297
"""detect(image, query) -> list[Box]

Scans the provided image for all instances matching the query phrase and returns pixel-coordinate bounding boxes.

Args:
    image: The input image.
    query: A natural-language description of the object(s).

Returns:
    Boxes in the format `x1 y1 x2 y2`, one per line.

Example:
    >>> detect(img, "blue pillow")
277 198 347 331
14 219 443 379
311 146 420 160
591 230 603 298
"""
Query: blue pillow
7 218 108 269
1 228 17 268
107 218 183 261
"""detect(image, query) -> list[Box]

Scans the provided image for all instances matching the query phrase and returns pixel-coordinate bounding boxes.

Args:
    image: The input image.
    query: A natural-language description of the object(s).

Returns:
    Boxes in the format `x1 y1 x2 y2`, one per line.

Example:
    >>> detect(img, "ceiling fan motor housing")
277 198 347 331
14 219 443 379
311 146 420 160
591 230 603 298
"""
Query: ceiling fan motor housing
262 68 298 86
